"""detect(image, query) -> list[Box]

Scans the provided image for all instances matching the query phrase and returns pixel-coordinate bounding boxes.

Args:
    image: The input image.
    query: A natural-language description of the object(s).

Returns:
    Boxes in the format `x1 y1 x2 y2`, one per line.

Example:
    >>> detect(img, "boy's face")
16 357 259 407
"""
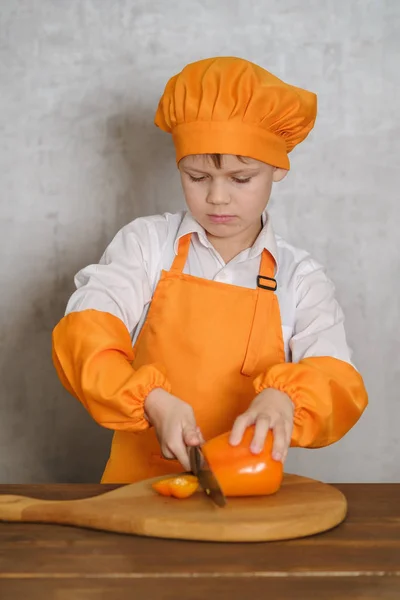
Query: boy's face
179 154 286 242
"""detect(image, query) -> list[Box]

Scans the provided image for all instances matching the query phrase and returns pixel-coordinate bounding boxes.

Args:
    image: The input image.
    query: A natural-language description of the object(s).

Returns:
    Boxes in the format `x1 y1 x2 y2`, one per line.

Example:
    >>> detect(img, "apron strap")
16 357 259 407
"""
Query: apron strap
241 249 278 377
257 249 277 291
170 234 191 274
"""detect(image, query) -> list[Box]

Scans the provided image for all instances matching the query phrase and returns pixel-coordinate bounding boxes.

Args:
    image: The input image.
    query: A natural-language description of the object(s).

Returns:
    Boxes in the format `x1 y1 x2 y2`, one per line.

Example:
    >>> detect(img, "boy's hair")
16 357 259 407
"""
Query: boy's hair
203 154 249 168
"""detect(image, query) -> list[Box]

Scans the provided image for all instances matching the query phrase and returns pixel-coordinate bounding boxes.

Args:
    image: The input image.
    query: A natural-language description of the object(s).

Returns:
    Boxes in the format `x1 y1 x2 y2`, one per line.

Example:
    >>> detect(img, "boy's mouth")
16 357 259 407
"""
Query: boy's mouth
207 215 236 224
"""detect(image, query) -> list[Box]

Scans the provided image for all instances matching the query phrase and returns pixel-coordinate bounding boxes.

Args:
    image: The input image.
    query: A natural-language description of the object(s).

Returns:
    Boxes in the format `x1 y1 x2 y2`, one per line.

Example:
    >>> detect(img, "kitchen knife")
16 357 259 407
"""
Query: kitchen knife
189 445 226 508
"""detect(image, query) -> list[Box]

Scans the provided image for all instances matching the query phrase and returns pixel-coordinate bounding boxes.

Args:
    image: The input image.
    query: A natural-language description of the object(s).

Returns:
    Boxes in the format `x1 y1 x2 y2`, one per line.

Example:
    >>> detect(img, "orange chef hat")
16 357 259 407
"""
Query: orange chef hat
154 57 317 170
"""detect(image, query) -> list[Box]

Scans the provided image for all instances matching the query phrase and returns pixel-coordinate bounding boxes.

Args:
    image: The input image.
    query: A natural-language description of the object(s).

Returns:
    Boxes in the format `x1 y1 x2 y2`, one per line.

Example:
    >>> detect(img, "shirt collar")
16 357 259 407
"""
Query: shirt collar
174 212 212 253
174 210 279 267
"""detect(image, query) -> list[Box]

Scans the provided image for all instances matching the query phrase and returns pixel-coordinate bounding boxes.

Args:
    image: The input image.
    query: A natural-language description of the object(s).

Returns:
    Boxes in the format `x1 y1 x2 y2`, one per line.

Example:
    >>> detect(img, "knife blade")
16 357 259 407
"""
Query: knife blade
189 446 226 508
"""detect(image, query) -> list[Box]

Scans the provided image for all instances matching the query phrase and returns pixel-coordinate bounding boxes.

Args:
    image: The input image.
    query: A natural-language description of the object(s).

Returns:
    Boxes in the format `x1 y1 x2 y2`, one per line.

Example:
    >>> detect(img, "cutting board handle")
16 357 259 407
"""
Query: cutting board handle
0 495 46 522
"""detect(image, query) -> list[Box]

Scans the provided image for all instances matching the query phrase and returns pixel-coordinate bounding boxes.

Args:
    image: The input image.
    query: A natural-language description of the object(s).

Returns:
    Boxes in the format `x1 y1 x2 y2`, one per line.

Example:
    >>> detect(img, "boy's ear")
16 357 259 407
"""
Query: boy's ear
273 168 288 183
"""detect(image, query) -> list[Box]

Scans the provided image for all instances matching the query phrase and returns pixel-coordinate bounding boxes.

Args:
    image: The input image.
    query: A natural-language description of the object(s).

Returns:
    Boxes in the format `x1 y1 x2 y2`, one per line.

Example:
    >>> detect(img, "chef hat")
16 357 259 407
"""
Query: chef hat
154 56 317 169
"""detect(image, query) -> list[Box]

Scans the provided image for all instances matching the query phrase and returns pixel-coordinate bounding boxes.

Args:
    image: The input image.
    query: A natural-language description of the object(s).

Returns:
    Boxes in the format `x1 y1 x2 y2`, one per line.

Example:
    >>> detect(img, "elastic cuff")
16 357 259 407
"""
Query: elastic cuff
134 362 172 412
253 372 297 410
104 364 172 431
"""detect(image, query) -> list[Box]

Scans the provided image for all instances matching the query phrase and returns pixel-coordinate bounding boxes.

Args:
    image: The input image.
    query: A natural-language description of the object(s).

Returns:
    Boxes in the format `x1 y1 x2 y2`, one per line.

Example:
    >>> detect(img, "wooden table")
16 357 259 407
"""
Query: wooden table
0 484 399 599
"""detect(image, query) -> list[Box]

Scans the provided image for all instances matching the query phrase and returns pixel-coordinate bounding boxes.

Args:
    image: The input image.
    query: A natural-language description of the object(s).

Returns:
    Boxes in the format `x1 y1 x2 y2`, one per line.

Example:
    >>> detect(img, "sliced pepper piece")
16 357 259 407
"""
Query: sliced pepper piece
152 475 199 499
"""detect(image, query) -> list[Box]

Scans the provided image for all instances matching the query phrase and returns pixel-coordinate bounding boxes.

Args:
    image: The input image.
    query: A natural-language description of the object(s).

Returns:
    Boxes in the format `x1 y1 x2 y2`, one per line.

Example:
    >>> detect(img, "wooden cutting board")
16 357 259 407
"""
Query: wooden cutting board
0 474 347 542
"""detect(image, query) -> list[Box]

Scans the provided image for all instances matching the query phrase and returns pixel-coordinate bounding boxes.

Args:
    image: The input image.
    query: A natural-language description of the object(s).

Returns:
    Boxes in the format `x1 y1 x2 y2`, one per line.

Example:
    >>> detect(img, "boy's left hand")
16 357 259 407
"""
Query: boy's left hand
229 389 294 463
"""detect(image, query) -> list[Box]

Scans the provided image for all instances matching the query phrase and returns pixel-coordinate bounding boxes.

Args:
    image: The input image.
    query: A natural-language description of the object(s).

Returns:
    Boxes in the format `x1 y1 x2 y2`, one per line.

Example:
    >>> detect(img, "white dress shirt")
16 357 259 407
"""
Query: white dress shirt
66 210 354 367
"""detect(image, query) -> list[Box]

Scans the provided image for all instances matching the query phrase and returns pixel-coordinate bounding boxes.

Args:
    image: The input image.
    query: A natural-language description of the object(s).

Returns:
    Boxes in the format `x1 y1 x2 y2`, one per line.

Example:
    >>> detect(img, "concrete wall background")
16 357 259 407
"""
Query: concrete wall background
0 0 398 483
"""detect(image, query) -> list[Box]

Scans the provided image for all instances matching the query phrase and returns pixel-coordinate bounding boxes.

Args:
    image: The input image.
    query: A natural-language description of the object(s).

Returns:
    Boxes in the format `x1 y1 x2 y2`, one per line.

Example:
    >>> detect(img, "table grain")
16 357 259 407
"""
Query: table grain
0 483 399 599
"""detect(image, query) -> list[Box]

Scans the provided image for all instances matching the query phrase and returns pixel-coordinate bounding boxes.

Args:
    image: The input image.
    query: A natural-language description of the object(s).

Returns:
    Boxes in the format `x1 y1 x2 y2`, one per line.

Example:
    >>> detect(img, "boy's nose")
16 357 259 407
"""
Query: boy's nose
206 182 230 205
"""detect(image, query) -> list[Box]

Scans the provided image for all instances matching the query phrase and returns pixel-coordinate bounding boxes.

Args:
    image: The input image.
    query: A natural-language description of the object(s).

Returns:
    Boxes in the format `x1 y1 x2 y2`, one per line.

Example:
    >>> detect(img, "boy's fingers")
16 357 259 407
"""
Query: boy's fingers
168 440 191 471
281 421 293 463
284 420 293 452
161 446 175 460
181 406 203 446
182 423 202 447
271 421 287 462
229 412 254 446
250 416 270 454
196 426 206 445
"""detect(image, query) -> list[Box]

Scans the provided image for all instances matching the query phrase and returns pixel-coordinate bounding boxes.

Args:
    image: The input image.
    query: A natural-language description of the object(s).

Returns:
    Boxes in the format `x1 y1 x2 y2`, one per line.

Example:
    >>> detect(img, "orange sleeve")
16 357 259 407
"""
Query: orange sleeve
254 357 368 448
52 309 171 432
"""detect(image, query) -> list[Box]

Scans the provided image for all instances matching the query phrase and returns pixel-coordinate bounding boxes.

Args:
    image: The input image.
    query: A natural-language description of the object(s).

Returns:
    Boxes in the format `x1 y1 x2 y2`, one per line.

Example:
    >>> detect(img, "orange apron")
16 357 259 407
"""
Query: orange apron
101 233 285 483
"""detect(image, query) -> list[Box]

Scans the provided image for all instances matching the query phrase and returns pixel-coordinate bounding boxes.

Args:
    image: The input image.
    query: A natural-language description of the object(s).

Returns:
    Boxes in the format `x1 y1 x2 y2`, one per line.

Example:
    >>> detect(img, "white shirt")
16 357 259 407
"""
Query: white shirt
66 210 354 366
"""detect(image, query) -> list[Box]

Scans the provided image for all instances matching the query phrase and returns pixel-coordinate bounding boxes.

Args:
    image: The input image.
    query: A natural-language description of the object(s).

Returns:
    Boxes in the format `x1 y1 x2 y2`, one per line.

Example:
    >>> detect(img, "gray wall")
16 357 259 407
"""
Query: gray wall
0 0 398 483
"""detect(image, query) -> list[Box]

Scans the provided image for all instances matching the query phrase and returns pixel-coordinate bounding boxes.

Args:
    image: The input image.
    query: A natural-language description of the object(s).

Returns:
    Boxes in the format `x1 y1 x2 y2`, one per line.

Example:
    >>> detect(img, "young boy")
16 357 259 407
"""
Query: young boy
52 57 368 484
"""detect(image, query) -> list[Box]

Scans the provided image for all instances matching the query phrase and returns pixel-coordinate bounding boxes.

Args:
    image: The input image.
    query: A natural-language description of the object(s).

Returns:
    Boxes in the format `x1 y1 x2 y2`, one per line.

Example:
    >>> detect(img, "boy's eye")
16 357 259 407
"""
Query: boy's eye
189 175 207 182
233 177 251 184
188 174 251 183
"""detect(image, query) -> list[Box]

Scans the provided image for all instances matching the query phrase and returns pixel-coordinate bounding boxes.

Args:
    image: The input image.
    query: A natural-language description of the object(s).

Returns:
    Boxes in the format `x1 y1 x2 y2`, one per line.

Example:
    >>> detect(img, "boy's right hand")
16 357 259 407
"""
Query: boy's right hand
144 388 204 471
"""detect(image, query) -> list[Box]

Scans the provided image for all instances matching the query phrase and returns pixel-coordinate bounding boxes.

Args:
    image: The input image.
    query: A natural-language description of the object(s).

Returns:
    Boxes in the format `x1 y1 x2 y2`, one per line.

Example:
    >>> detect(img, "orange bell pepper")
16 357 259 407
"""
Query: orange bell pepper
202 426 283 497
152 474 199 499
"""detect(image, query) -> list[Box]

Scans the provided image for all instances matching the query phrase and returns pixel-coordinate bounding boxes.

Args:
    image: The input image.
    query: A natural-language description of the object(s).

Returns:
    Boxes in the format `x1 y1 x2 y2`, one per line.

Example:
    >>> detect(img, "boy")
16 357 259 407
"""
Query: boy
52 57 368 483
